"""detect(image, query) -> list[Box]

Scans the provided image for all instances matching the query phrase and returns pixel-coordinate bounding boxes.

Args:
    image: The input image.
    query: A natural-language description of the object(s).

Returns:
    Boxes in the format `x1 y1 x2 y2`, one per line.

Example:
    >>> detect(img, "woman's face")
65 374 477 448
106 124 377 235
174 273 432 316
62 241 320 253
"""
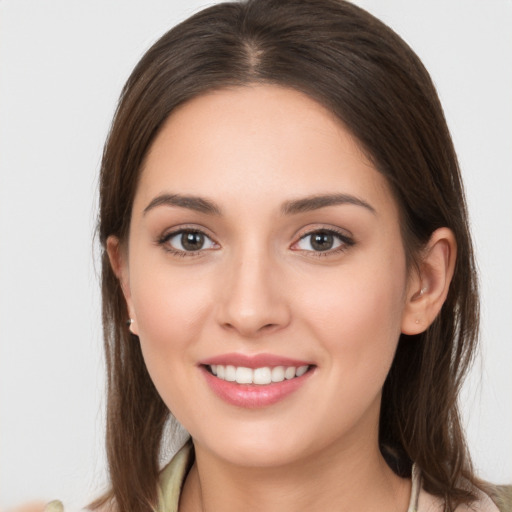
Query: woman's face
117 85 416 468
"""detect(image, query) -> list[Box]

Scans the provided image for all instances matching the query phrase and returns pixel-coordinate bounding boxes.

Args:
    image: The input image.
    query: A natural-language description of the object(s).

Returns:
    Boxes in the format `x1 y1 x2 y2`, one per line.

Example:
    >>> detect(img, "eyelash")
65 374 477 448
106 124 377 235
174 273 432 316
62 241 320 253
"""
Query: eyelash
157 227 355 257
292 228 355 257
157 228 218 257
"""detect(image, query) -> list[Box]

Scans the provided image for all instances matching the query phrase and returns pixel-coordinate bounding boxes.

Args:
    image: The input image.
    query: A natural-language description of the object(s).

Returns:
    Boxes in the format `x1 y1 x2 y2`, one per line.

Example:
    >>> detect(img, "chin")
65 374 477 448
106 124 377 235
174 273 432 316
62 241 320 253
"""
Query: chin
190 418 335 469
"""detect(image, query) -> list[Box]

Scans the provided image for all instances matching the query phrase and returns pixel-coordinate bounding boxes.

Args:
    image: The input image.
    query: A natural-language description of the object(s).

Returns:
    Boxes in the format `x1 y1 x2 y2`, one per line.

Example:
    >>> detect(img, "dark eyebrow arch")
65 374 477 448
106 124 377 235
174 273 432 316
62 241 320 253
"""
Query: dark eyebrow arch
281 193 376 215
143 193 222 216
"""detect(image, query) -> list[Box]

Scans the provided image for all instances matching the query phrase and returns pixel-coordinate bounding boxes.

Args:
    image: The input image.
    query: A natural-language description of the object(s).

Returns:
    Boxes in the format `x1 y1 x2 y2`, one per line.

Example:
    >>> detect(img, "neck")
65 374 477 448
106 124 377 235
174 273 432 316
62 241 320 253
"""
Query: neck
179 436 411 512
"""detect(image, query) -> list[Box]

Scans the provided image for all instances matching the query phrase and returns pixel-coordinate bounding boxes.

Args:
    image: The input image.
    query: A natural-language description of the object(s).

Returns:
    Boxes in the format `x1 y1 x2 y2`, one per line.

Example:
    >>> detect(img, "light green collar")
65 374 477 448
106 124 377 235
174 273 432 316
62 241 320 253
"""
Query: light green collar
157 440 194 512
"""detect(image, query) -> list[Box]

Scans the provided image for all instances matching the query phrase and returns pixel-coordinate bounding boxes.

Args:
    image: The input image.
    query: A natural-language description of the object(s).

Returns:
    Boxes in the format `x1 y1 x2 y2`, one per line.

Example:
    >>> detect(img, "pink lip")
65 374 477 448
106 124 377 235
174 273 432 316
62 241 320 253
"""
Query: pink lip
199 352 312 369
199 353 315 409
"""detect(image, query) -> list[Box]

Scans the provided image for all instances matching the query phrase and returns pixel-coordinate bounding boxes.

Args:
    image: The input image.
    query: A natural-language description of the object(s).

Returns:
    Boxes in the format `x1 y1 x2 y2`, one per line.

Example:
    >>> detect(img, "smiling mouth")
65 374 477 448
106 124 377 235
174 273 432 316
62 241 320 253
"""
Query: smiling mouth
206 364 312 385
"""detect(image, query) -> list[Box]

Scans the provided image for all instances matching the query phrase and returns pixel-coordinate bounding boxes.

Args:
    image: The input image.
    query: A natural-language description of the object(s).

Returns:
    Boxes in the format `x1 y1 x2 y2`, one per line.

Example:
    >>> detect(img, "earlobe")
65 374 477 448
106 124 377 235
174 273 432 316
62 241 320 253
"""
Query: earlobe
106 236 139 335
401 228 457 335
126 318 138 336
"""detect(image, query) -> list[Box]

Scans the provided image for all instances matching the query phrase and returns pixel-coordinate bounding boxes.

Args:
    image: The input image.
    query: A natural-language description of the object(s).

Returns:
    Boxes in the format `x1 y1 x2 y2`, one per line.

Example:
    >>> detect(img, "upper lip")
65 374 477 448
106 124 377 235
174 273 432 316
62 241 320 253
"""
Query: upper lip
199 352 313 369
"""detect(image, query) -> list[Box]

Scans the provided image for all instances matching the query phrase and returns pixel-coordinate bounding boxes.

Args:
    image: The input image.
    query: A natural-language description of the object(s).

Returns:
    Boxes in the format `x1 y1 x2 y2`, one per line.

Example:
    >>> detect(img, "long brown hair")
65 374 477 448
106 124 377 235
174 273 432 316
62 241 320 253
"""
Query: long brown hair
95 1 480 510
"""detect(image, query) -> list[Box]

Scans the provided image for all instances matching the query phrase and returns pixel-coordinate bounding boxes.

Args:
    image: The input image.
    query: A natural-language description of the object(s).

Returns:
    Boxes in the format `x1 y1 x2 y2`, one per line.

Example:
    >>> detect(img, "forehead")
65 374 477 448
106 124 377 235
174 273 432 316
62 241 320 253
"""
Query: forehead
135 85 396 218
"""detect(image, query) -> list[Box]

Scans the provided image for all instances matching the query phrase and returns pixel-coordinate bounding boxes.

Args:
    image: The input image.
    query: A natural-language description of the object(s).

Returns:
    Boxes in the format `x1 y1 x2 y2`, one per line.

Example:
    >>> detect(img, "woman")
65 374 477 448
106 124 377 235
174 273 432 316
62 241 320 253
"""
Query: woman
39 0 510 510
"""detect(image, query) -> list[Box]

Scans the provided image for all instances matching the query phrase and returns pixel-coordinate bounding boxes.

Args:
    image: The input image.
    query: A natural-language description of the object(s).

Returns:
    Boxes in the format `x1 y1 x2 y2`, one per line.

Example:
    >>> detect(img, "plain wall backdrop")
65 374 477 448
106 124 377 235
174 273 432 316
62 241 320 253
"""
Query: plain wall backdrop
1 0 511 509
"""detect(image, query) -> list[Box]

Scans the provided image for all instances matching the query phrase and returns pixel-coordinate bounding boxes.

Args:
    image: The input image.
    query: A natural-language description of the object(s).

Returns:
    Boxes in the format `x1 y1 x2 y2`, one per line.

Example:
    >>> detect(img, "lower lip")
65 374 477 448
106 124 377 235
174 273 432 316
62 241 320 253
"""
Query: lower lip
201 366 314 408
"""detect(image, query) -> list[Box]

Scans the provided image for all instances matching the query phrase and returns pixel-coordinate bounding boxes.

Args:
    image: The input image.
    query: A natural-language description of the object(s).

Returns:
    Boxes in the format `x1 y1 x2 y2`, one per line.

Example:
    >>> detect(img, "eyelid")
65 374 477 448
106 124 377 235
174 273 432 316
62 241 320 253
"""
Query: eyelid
290 226 355 254
156 224 354 257
157 225 220 255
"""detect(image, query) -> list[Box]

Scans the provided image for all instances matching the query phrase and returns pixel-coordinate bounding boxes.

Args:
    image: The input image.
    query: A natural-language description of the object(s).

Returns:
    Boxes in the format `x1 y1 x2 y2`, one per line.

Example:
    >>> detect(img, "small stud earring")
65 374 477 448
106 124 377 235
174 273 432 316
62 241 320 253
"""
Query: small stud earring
126 318 137 335
419 286 427 297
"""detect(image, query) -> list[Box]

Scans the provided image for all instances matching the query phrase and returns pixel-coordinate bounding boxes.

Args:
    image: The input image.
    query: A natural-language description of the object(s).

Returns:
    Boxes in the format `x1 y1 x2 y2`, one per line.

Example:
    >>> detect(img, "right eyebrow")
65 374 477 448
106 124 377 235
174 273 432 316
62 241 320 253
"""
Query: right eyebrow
281 193 376 216
143 193 222 216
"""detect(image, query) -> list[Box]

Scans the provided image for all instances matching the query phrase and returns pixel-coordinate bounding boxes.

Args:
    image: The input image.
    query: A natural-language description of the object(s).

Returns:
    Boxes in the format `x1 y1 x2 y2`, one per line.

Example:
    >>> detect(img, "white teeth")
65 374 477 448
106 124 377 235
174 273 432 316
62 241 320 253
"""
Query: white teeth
296 365 308 377
253 367 272 385
284 367 296 380
271 366 285 382
209 364 310 385
225 365 236 382
235 366 253 384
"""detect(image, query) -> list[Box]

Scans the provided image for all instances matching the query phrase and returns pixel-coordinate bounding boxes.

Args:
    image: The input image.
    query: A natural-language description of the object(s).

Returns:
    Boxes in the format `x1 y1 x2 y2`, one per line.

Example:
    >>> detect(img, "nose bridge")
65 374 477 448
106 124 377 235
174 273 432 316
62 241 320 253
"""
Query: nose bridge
218 238 290 337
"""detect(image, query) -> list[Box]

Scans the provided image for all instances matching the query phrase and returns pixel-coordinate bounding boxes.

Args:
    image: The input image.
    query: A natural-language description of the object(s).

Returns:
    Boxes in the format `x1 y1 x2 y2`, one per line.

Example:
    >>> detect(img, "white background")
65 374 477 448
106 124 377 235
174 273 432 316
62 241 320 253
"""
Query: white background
1 0 511 509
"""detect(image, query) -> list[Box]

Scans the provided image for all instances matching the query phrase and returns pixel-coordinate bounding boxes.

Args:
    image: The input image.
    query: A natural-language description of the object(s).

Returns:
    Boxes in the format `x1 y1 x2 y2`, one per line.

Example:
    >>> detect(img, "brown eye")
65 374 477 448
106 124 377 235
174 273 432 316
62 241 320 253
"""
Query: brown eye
162 230 217 253
310 232 335 251
181 231 205 251
293 229 354 254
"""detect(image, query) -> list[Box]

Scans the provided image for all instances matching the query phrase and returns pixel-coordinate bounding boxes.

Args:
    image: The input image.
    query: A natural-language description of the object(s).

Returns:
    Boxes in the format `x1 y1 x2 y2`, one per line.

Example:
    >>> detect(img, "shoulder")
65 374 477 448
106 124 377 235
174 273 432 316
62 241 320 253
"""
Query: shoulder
25 442 192 512
485 485 512 512
412 465 512 512
416 486 507 512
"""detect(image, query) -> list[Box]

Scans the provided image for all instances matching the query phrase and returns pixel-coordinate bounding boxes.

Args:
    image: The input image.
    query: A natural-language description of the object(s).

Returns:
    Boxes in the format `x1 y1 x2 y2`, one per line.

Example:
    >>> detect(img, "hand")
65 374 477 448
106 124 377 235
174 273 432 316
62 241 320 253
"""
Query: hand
6 500 63 512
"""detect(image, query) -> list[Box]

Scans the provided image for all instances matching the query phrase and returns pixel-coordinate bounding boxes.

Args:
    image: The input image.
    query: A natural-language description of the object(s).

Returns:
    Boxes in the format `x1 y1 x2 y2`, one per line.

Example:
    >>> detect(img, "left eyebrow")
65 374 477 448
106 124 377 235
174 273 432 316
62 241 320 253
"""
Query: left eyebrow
143 193 222 216
281 193 376 215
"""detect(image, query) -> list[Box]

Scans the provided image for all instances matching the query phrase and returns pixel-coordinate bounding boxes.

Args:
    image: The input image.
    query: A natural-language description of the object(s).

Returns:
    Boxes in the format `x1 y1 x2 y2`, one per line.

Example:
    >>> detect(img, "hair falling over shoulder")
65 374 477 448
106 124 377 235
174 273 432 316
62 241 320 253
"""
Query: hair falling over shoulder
93 1 480 510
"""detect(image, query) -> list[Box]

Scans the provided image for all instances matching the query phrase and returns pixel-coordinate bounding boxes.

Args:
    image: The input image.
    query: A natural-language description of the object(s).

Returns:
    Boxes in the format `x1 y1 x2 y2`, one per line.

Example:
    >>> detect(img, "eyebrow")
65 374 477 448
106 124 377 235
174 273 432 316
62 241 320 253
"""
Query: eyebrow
143 192 376 217
281 193 376 215
143 193 222 216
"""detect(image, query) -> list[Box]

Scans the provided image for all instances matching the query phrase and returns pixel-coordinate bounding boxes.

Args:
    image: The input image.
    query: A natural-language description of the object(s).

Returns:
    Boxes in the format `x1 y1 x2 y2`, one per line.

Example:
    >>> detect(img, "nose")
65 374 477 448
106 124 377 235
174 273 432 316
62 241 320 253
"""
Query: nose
216 247 291 338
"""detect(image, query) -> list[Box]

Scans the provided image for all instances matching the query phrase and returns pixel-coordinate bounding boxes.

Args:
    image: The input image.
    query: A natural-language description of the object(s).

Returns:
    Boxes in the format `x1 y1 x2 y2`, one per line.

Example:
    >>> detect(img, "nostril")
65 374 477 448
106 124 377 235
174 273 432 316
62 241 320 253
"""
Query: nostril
221 320 282 337
216 290 292 336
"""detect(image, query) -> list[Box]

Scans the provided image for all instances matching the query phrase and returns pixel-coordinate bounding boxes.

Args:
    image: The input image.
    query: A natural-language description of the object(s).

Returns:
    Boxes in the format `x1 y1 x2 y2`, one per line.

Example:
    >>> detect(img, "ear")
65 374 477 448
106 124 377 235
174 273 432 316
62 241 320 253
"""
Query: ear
401 228 457 335
106 235 139 335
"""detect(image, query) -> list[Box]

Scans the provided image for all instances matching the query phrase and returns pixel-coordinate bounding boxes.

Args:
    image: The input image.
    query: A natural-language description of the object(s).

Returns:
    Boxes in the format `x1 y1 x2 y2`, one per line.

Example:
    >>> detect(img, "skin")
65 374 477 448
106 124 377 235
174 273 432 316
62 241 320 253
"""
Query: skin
8 504 48 512
108 85 456 512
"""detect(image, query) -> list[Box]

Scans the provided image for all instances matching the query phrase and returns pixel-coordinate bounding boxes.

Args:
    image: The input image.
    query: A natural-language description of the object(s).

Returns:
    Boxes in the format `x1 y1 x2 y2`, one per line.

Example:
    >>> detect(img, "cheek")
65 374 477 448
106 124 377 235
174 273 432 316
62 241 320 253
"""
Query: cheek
301 252 407 382
137 284 200 345
128 257 215 387
131 249 214 332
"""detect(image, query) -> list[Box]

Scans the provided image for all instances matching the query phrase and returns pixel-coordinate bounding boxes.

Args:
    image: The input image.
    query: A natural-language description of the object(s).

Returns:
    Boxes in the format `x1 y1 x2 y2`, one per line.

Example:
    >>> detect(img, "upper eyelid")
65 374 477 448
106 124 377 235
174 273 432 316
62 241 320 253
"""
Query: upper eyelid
294 225 354 241
159 224 217 241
